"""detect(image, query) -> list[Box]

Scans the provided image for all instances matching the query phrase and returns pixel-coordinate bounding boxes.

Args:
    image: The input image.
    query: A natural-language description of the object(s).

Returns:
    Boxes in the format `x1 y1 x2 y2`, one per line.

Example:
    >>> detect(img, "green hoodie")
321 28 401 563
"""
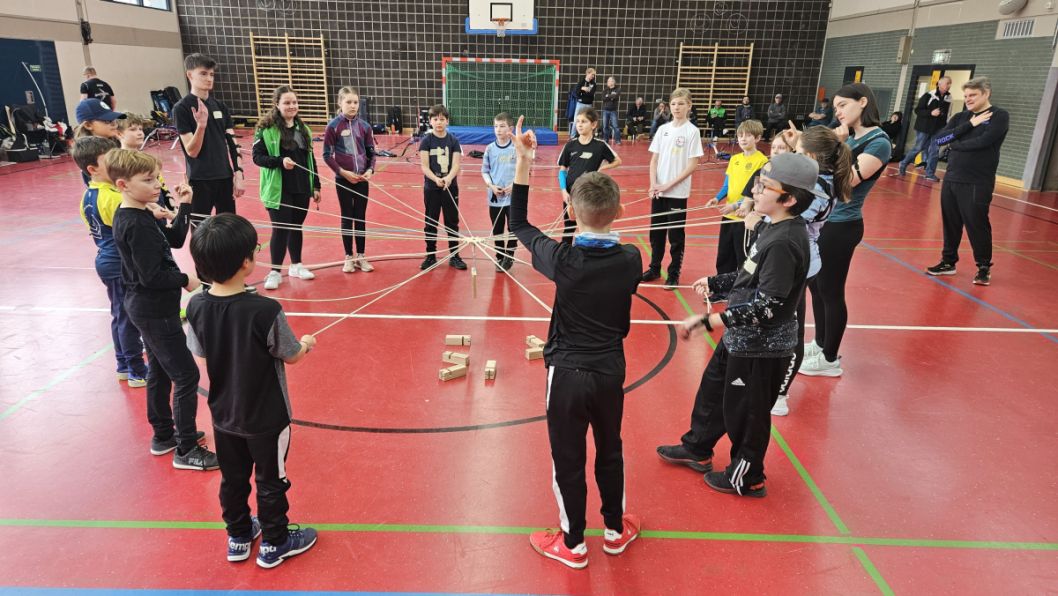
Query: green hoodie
255 123 316 209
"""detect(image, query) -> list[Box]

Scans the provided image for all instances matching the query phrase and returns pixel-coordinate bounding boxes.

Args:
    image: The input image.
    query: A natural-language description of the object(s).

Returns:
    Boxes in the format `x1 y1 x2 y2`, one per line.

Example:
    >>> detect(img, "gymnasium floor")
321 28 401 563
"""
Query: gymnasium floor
1 131 1057 595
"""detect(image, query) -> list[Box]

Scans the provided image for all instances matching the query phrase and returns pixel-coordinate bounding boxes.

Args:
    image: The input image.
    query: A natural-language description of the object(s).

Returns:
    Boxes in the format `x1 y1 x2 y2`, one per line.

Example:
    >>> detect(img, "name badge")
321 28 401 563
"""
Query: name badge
742 258 757 275
213 110 223 119
341 129 351 137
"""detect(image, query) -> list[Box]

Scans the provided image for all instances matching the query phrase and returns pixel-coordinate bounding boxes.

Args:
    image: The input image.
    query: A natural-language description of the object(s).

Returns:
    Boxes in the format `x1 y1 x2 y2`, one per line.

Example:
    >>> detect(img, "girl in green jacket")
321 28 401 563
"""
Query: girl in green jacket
252 85 321 291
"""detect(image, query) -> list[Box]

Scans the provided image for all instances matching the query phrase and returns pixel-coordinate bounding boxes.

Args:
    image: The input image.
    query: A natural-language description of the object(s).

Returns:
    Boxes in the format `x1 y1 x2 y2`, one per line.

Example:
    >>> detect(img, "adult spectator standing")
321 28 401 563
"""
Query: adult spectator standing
80 67 116 110
570 67 597 136
899 76 952 181
765 93 787 140
805 97 834 128
625 96 648 140
926 77 1008 286
601 77 621 145
735 96 754 126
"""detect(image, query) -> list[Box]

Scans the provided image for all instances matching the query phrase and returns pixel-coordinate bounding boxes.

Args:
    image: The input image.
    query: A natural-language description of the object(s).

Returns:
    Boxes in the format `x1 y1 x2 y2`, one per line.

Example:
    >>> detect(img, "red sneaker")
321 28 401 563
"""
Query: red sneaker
603 513 642 555
529 529 588 569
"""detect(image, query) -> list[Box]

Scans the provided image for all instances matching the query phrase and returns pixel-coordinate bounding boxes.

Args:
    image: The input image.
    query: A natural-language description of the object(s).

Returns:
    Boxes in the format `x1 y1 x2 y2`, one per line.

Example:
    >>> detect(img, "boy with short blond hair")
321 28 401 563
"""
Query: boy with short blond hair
481 112 517 270
110 149 216 470
707 119 768 277
115 114 192 247
643 88 704 289
507 117 643 569
74 137 147 388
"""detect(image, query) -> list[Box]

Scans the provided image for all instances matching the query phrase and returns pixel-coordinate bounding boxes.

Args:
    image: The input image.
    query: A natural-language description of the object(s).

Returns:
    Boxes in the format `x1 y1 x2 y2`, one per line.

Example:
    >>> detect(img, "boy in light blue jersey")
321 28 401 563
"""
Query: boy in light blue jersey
481 112 518 271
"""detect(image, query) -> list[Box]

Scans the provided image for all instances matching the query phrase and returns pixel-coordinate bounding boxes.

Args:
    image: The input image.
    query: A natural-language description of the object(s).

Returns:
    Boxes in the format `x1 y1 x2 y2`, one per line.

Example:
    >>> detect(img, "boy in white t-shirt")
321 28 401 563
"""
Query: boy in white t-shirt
643 88 704 289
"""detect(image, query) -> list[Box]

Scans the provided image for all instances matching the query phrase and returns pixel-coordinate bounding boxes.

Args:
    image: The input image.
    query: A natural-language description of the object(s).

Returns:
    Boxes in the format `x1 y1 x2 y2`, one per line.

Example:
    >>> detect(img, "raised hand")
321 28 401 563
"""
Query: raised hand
192 97 209 129
512 115 537 158
172 182 193 205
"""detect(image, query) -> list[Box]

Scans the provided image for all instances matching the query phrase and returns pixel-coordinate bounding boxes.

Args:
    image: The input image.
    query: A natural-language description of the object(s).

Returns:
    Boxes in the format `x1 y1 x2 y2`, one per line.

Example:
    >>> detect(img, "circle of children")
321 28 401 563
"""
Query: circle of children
71 54 937 570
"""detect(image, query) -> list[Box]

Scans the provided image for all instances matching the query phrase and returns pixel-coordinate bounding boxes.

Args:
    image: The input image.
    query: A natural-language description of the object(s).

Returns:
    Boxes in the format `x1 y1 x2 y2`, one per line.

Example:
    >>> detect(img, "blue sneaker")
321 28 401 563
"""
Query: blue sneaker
256 526 318 568
227 516 262 562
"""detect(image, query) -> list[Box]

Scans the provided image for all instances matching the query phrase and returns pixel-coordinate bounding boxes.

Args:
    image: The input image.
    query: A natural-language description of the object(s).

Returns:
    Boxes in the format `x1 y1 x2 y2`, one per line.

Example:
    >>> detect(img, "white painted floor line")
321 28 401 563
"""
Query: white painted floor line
4 305 1056 334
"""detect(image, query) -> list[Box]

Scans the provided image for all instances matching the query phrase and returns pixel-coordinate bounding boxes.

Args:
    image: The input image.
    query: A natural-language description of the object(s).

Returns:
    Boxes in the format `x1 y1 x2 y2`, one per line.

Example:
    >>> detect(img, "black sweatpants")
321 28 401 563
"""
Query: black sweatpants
546 366 626 548
267 192 310 270
940 180 994 267
715 219 748 275
648 196 688 276
778 277 811 398
679 342 787 490
423 187 460 254
214 426 291 544
337 180 369 256
190 177 235 217
127 312 201 453
808 219 864 362
489 205 516 258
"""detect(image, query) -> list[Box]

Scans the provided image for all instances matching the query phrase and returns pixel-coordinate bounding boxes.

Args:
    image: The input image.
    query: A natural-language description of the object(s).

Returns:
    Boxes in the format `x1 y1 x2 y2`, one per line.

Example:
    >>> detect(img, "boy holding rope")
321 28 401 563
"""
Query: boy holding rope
185 213 319 568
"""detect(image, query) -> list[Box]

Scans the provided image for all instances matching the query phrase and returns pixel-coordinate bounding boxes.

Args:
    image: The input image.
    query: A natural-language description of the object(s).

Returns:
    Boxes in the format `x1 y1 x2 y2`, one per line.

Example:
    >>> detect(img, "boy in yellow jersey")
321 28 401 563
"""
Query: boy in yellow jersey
707 119 767 282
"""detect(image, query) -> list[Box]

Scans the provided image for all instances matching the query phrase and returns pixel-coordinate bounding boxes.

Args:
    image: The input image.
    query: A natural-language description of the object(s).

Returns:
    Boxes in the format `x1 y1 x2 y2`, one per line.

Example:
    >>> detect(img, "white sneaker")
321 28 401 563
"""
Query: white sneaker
771 395 789 416
799 352 843 377
290 263 315 280
343 255 357 273
357 255 374 272
804 341 822 358
263 270 282 290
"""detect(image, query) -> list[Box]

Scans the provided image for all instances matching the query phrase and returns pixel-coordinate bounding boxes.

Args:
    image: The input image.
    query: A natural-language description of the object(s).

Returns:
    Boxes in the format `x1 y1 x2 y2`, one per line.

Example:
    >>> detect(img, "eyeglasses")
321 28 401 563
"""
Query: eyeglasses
753 179 783 194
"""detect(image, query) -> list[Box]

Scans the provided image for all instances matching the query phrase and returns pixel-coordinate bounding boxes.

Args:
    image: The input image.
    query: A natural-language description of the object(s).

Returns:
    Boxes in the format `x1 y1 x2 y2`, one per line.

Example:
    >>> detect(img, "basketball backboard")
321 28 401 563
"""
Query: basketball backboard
465 1 537 36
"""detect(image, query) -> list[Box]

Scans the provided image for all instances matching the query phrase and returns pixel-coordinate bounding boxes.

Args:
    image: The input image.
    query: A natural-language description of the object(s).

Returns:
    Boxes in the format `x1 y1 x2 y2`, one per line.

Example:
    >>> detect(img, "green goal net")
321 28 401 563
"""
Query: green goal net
443 59 558 129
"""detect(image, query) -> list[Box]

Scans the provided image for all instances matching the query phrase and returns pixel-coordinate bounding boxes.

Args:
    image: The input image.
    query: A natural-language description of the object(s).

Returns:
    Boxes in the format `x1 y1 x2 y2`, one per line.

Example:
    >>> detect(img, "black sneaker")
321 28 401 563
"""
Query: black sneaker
641 268 662 282
501 256 514 271
150 431 206 456
173 445 220 471
449 255 468 270
420 255 437 270
656 445 713 473
663 274 680 291
926 261 956 276
973 266 991 286
704 470 767 498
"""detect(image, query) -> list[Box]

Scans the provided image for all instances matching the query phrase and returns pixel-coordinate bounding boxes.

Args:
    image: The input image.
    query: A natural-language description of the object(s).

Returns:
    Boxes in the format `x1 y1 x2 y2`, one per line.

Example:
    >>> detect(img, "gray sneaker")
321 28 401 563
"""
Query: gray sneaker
150 431 206 456
173 445 220 471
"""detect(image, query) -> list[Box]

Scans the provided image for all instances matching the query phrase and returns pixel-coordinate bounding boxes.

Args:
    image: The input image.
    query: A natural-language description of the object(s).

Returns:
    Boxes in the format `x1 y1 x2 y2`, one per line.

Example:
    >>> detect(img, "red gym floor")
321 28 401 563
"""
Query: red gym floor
1 132 1057 595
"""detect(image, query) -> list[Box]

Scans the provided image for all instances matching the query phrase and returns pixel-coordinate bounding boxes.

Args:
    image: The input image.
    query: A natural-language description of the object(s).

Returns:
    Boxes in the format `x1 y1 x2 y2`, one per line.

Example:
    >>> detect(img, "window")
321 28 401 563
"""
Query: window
102 0 171 11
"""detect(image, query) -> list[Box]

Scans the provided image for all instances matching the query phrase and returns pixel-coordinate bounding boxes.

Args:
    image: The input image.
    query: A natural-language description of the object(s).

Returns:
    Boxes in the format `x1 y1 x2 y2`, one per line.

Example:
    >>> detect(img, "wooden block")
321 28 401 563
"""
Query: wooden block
526 335 546 349
484 360 497 380
525 346 544 360
445 334 471 346
438 364 468 381
442 351 470 366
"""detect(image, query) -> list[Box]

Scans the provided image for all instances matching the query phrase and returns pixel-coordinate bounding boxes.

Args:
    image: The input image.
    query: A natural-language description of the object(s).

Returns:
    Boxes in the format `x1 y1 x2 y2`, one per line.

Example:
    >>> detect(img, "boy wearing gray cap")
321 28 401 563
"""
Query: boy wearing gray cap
657 153 821 497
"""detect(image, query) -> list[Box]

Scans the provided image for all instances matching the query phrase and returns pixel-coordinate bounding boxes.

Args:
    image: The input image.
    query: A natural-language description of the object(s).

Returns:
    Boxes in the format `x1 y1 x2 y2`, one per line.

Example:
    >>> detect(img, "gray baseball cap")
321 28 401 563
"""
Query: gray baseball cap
762 153 829 200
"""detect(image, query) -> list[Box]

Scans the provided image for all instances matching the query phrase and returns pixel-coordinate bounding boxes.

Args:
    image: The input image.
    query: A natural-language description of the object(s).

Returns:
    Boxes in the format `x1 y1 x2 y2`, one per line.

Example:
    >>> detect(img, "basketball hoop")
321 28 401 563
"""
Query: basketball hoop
493 18 508 38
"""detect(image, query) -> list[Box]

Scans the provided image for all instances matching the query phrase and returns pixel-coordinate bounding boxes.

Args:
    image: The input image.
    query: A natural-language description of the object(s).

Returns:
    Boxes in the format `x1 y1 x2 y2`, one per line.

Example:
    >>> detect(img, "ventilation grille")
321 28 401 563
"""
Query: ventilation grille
998 18 1036 39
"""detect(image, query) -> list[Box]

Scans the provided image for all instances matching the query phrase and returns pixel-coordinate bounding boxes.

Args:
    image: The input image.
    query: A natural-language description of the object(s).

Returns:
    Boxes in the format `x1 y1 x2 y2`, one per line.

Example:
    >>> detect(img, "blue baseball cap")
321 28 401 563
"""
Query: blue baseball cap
75 98 126 124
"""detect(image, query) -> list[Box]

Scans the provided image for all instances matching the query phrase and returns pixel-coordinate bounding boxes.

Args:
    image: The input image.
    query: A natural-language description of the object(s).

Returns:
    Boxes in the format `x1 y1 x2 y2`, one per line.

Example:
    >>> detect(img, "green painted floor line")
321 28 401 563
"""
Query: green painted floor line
770 428 851 535
853 547 895 596
2 518 1057 552
0 343 113 423
633 234 716 349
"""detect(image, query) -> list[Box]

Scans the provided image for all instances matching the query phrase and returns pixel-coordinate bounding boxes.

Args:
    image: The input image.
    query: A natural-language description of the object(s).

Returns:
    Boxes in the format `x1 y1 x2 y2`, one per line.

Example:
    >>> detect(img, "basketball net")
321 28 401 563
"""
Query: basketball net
494 18 508 38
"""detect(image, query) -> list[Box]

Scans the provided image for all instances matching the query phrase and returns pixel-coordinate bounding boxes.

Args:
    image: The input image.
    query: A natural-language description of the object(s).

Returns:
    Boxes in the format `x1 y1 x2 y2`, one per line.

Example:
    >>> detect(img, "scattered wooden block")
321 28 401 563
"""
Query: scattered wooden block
442 351 470 366
445 334 471 346
438 364 468 381
526 346 544 360
526 335 546 349
484 360 497 380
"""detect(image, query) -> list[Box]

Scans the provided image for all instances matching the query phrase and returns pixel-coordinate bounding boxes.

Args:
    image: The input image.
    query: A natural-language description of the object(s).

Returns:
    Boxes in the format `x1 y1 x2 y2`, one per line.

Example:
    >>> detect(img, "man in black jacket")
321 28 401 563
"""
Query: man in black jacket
926 77 1008 286
899 76 951 181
